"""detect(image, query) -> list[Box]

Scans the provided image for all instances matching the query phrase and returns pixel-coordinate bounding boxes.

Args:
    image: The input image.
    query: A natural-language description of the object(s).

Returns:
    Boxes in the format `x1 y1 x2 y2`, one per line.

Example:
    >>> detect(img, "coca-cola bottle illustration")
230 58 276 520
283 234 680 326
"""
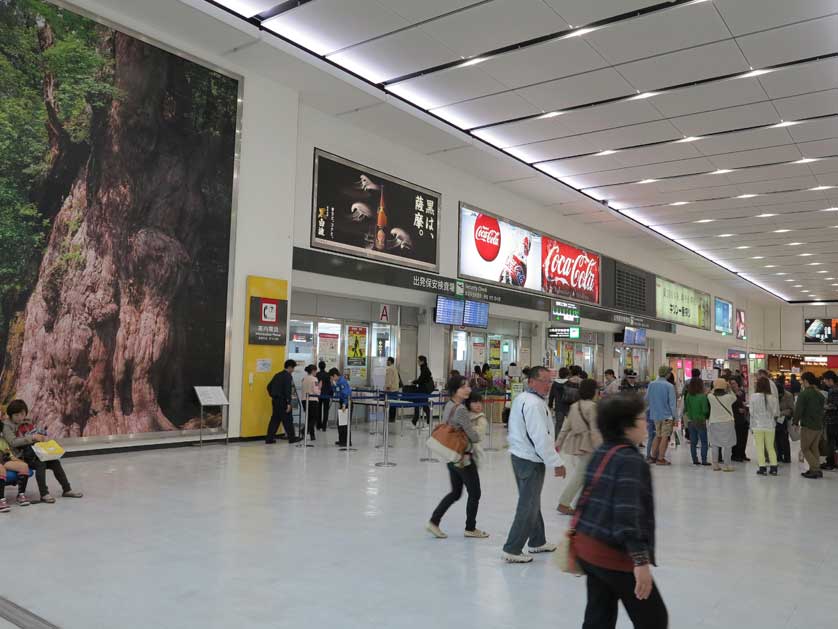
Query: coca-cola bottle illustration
375 184 387 251
499 236 530 286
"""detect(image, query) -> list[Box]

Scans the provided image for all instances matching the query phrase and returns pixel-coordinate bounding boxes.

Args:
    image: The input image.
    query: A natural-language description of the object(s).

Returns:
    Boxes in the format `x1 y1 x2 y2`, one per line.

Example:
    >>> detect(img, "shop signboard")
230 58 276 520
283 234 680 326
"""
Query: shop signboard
312 149 440 272
458 204 600 303
735 309 747 340
552 300 580 324
489 338 502 368
714 298 733 335
655 277 711 330
347 326 368 366
548 327 581 339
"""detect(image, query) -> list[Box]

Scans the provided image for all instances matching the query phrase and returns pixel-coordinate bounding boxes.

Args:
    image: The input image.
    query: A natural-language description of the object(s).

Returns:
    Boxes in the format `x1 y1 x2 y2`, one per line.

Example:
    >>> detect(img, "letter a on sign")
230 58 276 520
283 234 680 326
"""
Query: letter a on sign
379 305 390 322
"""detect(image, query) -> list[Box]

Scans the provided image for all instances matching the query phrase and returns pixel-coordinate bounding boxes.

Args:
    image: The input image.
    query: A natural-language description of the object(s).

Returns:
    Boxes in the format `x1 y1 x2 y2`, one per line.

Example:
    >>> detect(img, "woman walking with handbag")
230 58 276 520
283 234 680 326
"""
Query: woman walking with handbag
570 394 667 629
555 379 601 515
708 379 737 472
426 375 488 540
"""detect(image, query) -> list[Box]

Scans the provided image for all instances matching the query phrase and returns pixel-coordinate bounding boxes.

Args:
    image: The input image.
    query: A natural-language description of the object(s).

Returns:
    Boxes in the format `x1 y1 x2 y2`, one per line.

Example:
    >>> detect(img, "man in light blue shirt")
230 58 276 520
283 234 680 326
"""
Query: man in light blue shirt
646 365 676 465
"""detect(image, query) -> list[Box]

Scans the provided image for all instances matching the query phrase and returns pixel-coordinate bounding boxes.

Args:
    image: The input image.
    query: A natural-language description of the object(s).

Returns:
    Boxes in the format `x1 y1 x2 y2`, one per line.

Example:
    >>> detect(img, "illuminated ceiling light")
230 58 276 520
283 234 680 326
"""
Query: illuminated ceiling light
787 242 804 245
717 233 734 237
818 270 828 273
810 185 835 191
739 68 773 78
669 201 690 206
776 272 788 275
795 158 818 164
832 284 838 287
827 277 835 280
595 149 618 156
711 169 735 174
675 136 702 143
774 229 791 233
799 252 814 256
537 111 564 119
756 213 777 218
801 290 810 293
808 262 823 265
564 27 598 38
821 207 838 212
793 284 803 287
771 120 800 128
458 56 488 68
261 16 335 56
765 265 777 268
736 246 750 249
629 91 661 100
636 179 658 184
694 219 715 223
736 194 759 199
751 256 764 259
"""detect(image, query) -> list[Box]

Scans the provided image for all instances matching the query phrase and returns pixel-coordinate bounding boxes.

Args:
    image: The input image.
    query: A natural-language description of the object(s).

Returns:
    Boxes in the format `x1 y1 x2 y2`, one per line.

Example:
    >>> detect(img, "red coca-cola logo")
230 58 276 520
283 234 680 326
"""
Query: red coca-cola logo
542 238 600 302
473 214 501 261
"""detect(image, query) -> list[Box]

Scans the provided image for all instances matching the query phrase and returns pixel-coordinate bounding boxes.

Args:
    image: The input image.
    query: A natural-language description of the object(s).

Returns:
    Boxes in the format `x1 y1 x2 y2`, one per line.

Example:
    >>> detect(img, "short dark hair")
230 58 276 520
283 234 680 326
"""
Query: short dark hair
758 369 769 377
755 376 771 395
558 367 569 379
418 355 427 365
305 364 316 374
597 394 645 443
284 359 297 369
474 365 482 374
328 368 340 377
604 369 615 377
579 379 598 400
318 361 326 370
6 400 28 417
528 366 549 382
446 374 468 397
464 391 483 411
387 357 394 365
823 370 837 383
802 372 818 386
691 368 701 378
569 365 582 377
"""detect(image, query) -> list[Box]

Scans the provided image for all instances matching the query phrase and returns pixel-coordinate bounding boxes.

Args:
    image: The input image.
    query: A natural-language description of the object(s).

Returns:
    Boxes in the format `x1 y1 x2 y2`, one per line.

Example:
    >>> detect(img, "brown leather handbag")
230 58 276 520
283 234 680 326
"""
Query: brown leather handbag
430 422 468 454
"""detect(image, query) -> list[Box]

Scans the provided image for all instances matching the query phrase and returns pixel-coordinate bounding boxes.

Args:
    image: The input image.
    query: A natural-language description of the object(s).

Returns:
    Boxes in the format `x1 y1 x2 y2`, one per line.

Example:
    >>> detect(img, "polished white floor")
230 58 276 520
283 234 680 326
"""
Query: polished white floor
4 423 837 629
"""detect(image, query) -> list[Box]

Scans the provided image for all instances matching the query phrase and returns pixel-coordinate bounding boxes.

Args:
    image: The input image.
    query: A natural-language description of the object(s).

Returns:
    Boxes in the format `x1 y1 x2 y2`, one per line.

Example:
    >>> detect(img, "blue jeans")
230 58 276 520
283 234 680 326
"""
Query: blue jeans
689 424 709 464
645 419 656 459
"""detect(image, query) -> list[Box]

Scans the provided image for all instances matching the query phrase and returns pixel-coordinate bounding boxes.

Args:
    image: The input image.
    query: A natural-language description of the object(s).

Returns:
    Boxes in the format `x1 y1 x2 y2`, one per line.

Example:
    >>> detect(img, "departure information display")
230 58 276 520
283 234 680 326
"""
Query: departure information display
435 295 464 326
463 299 489 328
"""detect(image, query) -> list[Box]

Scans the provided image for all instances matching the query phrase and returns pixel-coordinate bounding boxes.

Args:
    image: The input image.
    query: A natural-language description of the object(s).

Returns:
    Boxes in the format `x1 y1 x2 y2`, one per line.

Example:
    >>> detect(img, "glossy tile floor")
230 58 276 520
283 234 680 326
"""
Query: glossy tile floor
4 423 837 629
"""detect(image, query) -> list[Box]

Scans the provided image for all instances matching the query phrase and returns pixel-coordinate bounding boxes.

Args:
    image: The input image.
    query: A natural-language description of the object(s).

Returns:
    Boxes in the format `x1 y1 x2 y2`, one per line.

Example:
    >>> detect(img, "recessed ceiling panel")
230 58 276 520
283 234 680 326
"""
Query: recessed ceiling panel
653 78 768 118
542 0 663 27
759 58 838 100
559 100 662 135
694 127 794 157
736 14 838 69
715 0 838 36
388 67 507 109
431 92 542 130
774 89 838 121
480 39 608 89
671 101 780 136
515 68 635 112
375 0 481 23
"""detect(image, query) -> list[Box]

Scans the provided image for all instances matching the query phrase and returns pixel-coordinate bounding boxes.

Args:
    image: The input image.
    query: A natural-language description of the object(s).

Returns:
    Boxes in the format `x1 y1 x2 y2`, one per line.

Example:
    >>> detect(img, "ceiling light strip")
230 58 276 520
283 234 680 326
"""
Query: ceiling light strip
467 51 838 133
528 112 838 165
255 0 317 21
379 0 701 87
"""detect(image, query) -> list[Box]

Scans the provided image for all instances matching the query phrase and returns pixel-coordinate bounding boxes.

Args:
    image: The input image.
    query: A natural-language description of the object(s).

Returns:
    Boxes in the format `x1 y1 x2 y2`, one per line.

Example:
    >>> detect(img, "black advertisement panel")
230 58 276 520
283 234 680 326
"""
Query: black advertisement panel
312 149 440 272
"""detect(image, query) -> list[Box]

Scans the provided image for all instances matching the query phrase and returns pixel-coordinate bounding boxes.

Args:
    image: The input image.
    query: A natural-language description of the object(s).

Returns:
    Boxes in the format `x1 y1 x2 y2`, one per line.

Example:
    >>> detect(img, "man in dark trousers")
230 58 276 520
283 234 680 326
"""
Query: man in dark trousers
266 359 301 444
316 360 332 431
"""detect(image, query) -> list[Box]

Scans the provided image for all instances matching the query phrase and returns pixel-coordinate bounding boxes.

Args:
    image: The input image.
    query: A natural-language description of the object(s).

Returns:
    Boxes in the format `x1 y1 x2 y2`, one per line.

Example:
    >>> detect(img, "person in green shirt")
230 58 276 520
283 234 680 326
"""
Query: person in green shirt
683 377 710 466
793 372 825 479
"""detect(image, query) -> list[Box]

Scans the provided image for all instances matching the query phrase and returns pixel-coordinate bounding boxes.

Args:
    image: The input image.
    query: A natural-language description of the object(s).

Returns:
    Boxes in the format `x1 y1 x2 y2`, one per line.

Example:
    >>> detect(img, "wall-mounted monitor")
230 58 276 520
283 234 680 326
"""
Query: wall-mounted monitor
804 318 835 344
434 295 464 326
463 299 489 328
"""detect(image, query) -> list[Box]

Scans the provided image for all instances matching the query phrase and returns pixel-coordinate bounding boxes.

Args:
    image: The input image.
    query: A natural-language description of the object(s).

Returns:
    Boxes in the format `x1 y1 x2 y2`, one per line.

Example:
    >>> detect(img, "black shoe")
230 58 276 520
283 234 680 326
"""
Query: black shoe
288 437 302 444
802 471 821 479
756 467 767 476
769 466 778 476
692 461 700 466
335 441 345 446
265 439 277 444
744 457 751 462
701 462 711 466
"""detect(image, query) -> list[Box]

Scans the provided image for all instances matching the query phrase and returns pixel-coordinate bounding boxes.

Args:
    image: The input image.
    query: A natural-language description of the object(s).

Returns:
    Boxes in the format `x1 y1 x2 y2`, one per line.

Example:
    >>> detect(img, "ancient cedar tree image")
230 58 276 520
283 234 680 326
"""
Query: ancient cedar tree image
0 0 237 436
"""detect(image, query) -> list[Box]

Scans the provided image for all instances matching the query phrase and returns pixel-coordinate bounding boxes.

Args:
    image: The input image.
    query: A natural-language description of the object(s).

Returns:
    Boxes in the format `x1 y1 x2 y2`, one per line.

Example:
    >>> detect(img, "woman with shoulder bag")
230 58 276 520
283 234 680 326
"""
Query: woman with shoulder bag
556 379 601 516
571 394 667 629
707 379 737 472
426 375 488 540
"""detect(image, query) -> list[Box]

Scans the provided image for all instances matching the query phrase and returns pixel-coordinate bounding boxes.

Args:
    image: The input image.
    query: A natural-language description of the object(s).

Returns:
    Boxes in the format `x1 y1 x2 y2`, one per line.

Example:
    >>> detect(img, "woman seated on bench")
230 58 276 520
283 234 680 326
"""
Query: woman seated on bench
3 400 82 504
0 434 31 511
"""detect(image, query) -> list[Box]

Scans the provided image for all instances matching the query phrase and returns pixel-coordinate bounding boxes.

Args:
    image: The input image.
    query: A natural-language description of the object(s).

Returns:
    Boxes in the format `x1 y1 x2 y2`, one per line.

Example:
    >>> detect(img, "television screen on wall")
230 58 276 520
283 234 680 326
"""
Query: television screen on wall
435 296 464 326
804 318 835 343
463 300 489 328
714 298 733 335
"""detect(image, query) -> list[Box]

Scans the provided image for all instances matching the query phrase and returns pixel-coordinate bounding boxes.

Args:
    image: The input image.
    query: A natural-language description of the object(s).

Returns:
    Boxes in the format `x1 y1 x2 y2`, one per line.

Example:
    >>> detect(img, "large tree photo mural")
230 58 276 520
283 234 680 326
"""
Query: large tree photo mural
0 0 237 436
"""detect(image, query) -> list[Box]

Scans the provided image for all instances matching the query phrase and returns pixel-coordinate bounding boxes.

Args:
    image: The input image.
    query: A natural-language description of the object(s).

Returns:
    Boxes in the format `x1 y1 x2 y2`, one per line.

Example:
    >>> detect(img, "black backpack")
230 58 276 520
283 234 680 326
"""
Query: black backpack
562 380 580 406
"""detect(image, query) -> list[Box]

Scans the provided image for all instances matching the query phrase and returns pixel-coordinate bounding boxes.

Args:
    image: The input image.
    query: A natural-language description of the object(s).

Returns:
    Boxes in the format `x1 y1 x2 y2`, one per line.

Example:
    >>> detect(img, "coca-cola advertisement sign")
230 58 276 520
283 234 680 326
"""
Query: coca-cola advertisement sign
458 203 601 304
459 205 542 292
541 237 600 303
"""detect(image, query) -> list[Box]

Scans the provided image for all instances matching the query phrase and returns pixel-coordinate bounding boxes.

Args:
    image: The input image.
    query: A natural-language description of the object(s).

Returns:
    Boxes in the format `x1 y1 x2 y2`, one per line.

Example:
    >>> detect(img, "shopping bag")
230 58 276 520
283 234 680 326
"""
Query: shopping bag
789 423 801 442
555 531 583 575
337 408 349 427
32 439 65 461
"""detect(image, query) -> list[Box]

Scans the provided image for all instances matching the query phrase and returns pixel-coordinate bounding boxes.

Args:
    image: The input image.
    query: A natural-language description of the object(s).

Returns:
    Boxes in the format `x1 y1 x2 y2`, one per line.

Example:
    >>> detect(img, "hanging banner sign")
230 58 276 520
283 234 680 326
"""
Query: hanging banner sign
312 149 440 272
655 277 711 330
347 326 368 366
489 338 501 368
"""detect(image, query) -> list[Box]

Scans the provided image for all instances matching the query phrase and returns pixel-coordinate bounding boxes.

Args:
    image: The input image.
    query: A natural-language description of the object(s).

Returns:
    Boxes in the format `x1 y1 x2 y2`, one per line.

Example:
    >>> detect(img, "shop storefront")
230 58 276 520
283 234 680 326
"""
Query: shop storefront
546 329 604 380
768 354 836 379
450 320 532 382
667 355 718 392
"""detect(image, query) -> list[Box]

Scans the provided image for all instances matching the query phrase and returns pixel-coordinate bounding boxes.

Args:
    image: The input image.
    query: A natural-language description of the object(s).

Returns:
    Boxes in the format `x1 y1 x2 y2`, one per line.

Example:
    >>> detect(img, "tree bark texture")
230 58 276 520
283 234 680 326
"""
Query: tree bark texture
12 32 234 436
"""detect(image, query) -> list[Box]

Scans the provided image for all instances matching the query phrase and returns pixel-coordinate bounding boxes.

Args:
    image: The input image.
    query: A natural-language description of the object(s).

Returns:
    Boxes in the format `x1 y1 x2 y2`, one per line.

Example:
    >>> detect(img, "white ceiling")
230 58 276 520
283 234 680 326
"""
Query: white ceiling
201 0 838 302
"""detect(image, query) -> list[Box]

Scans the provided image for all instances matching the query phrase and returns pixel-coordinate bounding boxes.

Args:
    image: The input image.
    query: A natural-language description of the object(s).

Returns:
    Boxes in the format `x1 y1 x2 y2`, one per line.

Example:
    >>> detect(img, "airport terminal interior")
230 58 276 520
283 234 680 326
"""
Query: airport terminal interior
1 0 838 627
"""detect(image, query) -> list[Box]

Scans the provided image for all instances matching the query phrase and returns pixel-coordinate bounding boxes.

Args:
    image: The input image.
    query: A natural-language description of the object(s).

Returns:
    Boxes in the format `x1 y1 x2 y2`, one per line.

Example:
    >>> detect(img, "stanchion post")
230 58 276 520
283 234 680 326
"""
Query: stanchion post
340 397 357 452
199 405 204 447
484 396 501 452
375 398 396 467
419 396 439 463
297 393 314 448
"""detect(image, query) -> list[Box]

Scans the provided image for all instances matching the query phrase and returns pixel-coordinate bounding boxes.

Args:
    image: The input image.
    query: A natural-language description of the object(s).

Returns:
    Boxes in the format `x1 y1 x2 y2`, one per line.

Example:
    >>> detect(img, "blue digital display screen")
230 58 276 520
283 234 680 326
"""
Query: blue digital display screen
435 296 464 326
463 300 489 328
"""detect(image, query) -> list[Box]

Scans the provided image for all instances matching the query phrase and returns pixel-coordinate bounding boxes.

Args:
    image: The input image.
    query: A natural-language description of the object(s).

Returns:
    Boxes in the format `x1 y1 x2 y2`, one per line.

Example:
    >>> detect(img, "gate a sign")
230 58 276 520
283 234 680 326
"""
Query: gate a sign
379 304 390 322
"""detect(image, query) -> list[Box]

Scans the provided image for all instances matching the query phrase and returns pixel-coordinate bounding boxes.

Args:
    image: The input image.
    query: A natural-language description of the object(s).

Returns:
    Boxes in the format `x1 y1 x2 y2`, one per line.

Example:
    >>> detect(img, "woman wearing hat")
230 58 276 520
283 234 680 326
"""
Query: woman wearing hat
707 378 737 472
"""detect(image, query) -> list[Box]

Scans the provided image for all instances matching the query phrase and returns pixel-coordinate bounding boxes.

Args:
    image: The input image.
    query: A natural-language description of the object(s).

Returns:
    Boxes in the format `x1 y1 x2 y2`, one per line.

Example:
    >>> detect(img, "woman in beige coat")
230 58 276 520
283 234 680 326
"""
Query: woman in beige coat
555 379 602 515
